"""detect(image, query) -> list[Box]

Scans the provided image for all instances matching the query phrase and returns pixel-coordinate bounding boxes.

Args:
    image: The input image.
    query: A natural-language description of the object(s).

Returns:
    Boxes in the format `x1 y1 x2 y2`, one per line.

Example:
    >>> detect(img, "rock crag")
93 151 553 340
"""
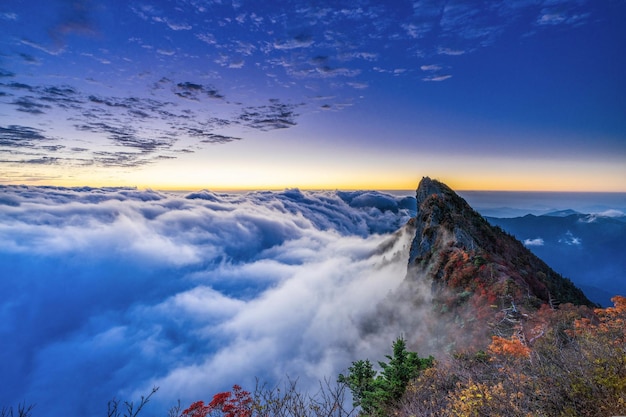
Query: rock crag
405 177 593 349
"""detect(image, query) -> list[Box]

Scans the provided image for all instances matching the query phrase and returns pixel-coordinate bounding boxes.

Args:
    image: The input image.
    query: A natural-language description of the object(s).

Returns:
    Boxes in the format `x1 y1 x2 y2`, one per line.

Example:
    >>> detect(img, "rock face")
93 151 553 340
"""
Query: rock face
405 177 593 350
409 177 481 264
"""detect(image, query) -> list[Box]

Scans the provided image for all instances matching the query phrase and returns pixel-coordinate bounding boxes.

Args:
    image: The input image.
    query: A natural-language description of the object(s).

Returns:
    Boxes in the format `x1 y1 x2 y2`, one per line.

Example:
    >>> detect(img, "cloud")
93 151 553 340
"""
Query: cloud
420 63 451 82
536 7 589 27
347 82 369 89
273 34 315 50
75 121 174 152
157 49 176 56
422 74 452 82
0 75 301 169
238 99 300 130
0 124 53 147
0 186 423 417
11 96 52 114
20 38 65 55
132 5 192 31
559 231 582 246
420 64 442 71
156 17 193 31
196 33 217 45
183 129 241 144
402 22 432 39
523 237 545 246
437 47 466 56
1 12 18 20
174 82 224 101
594 209 625 218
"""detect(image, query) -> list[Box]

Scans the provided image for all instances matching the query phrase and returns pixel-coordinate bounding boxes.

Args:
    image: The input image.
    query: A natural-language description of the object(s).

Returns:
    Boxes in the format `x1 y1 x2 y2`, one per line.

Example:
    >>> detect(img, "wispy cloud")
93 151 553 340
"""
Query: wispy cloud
1 11 18 20
12 96 52 114
536 10 589 26
238 99 300 130
20 38 66 55
173 82 224 101
422 74 452 82
0 124 53 147
273 33 315 50
347 82 368 90
0 76 300 169
437 47 466 56
524 237 545 246
559 231 582 246
153 16 193 31
420 64 442 71
196 33 217 45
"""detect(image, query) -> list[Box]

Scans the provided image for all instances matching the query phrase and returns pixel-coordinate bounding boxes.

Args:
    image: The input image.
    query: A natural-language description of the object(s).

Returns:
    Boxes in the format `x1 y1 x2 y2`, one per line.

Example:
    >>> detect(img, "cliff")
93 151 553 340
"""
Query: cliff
405 177 594 350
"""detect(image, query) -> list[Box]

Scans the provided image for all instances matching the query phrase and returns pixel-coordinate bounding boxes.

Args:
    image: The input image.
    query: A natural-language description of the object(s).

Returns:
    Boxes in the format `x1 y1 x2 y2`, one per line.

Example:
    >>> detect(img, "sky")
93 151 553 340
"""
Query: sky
1 0 625 191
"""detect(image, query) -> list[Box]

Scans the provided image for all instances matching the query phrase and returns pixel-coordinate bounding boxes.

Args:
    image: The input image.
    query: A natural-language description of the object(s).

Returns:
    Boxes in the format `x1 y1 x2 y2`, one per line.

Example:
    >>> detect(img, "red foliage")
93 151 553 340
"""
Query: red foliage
181 401 212 417
181 385 253 417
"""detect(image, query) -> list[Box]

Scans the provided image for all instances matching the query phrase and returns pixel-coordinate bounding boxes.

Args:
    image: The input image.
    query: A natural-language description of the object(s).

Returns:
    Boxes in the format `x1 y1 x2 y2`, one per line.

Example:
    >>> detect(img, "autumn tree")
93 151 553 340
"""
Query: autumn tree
180 385 252 417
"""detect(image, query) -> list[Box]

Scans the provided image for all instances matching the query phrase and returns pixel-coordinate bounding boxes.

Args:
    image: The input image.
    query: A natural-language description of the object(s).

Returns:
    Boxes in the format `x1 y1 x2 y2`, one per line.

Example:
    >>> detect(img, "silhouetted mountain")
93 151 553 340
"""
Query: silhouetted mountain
405 177 594 350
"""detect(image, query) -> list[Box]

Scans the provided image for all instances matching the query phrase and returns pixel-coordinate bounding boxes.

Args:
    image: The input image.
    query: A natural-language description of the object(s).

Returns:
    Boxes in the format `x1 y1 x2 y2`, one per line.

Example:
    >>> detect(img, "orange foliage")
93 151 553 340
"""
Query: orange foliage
487 336 530 359
573 296 626 344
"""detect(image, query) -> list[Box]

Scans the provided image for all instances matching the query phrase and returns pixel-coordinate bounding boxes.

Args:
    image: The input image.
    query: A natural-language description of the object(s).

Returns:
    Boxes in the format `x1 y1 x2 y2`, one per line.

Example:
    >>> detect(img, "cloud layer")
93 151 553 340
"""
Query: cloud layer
0 186 424 416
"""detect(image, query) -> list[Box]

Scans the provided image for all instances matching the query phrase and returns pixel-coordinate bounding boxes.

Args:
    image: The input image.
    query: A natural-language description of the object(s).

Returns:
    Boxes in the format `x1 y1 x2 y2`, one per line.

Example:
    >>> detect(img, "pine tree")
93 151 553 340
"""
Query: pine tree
338 337 433 416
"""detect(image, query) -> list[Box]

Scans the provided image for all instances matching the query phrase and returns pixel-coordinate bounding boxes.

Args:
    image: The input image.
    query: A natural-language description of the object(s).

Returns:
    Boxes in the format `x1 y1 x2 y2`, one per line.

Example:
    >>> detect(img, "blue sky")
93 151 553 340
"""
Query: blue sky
1 0 625 190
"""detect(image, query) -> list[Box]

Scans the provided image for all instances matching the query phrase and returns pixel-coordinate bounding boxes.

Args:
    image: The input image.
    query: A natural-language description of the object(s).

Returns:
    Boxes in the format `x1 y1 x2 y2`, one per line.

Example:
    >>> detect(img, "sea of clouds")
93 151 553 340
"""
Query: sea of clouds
0 186 422 417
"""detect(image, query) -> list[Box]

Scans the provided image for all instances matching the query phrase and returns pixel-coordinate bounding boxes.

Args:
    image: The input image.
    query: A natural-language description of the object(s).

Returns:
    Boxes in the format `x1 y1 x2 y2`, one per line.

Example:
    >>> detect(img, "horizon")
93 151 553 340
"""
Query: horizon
3 180 626 194
2 181 625 217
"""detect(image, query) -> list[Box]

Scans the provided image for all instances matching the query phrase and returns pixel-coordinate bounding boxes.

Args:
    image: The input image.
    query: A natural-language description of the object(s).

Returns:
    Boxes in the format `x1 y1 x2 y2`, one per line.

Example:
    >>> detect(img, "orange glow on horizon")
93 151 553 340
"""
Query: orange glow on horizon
5 156 625 193
8 175 626 193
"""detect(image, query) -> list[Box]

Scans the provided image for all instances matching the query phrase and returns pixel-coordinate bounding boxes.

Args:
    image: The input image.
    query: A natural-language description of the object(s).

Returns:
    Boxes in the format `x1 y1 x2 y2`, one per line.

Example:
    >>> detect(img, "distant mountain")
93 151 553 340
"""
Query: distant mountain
486 211 626 306
404 177 594 350
542 209 582 217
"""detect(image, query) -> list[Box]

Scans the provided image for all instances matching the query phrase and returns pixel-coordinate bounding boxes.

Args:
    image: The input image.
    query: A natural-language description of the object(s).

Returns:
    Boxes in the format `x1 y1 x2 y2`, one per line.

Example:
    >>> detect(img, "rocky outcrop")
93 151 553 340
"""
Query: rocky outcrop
404 177 594 350
409 177 480 265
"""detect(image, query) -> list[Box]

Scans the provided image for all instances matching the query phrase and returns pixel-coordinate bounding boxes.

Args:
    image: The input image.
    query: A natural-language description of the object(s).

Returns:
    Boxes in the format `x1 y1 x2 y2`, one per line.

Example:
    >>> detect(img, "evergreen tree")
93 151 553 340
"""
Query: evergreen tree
338 337 433 416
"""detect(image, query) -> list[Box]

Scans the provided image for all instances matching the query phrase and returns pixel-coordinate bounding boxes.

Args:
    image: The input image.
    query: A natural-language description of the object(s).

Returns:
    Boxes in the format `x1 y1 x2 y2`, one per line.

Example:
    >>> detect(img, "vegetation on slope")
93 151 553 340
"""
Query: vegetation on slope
396 296 626 417
5 297 624 416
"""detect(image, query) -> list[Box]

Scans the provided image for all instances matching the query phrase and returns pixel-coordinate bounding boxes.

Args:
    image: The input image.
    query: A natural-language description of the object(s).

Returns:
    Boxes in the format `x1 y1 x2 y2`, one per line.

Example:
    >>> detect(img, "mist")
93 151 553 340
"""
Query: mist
0 186 427 416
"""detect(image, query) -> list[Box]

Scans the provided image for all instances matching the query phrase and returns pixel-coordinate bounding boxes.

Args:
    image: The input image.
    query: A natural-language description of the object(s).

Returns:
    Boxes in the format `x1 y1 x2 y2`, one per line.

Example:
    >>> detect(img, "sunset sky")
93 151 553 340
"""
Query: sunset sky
1 0 624 191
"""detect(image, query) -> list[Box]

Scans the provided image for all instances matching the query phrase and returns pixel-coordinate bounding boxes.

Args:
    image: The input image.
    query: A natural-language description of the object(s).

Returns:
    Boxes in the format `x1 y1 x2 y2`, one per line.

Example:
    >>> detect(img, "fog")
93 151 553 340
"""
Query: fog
0 186 423 416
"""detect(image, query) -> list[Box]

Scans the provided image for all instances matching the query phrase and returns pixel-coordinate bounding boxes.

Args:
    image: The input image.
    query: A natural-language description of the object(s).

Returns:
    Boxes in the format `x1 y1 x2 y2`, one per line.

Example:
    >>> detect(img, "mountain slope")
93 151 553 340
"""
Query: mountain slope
405 177 594 350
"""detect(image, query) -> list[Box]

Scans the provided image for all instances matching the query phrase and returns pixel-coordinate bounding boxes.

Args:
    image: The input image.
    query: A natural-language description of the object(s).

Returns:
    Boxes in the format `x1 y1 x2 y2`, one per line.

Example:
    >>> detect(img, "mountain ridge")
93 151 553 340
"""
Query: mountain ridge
404 177 594 351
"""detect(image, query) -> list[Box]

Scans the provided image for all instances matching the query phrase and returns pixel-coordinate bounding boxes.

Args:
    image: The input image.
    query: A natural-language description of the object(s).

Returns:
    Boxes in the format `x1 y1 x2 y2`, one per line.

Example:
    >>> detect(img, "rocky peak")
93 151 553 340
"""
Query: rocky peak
409 177 483 266
406 177 593 349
